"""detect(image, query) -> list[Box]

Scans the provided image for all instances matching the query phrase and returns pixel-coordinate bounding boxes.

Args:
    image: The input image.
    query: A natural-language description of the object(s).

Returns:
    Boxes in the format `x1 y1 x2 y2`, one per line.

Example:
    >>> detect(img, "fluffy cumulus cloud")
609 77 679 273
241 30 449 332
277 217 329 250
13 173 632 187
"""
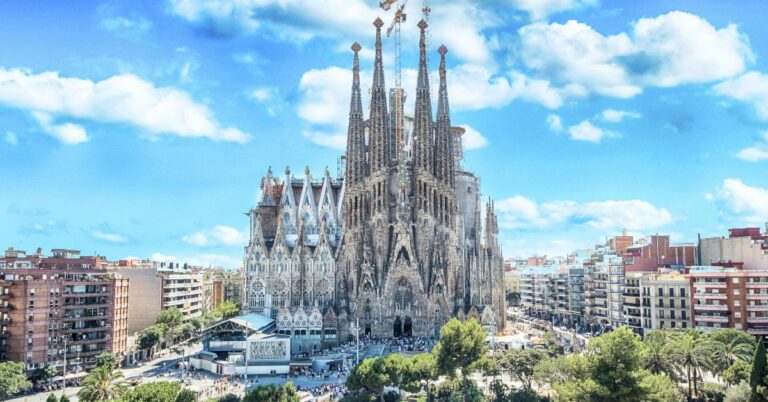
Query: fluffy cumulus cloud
567 120 618 143
0 68 250 144
546 114 563 132
458 125 488 149
715 72 768 121
92 230 129 243
166 0 497 64
508 0 599 21
735 130 768 162
100 16 152 38
710 179 768 224
496 195 673 231
517 11 752 101
182 225 246 247
599 109 641 123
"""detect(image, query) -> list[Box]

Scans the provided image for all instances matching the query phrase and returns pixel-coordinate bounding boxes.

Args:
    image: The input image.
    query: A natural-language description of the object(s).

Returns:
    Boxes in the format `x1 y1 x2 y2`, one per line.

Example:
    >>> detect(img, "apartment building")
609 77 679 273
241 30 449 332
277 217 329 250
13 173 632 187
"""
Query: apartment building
700 227 768 270
641 271 691 331
520 266 585 327
0 248 129 374
689 266 768 336
623 272 643 334
202 268 244 311
623 235 698 272
113 261 204 335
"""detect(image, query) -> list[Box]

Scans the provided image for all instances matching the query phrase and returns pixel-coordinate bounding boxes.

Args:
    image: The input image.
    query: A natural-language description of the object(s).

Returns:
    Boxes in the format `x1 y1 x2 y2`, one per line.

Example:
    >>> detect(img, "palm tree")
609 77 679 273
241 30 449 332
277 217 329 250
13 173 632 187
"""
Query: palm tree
646 336 677 379
711 336 755 374
667 334 715 401
77 366 127 402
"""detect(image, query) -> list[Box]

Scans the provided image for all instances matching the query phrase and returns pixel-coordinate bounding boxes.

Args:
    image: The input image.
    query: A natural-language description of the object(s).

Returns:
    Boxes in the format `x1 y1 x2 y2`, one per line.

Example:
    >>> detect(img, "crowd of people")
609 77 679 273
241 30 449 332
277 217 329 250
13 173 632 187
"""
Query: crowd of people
298 383 349 400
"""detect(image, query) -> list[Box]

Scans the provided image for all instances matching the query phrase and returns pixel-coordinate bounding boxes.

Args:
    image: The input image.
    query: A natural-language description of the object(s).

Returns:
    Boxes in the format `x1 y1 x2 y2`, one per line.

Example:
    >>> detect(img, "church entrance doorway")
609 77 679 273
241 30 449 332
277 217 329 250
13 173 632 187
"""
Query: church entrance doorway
393 317 402 337
403 317 413 337
365 323 371 336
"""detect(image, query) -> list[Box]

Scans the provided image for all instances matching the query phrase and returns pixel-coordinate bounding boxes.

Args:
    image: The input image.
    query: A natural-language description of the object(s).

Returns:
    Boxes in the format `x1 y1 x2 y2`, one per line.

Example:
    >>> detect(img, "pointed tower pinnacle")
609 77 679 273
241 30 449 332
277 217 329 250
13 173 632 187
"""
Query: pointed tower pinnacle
436 44 455 185
345 42 366 186
369 18 391 172
412 19 434 173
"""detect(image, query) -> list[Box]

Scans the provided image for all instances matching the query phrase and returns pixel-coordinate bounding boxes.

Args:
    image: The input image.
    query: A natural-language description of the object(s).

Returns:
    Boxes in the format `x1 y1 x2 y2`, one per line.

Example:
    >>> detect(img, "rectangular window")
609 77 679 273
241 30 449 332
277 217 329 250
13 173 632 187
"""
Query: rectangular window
735 289 741 295
735 323 742 329
735 300 741 307
734 278 740 284
735 311 742 318
658 288 664 297
669 288 675 297
681 299 686 308
670 299 675 308
680 288 686 297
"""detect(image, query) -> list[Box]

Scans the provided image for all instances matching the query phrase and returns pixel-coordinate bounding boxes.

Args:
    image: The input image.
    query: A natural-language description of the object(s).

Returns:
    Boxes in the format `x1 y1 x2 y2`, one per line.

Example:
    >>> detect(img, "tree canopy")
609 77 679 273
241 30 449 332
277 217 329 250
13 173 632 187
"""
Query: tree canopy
0 361 32 401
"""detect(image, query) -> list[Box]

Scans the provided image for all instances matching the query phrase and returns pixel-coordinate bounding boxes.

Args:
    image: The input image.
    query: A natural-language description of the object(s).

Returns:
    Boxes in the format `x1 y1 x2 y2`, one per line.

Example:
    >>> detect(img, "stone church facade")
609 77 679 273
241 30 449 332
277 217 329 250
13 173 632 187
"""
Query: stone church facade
243 19 505 353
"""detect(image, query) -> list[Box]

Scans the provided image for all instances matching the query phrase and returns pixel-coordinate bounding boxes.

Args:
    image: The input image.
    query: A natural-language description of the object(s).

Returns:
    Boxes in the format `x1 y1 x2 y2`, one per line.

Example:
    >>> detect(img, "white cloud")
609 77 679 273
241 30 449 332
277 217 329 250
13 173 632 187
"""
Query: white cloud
459 125 488 150
302 131 346 151
715 72 768 121
4 131 18 145
736 147 768 162
496 195 673 231
599 109 641 123
734 130 768 162
100 16 152 38
32 112 89 144
250 87 275 102
92 230 129 243
0 68 250 143
182 225 246 247
711 179 768 224
151 252 178 262
508 0 599 21
517 11 752 100
567 120 618 143
166 0 498 64
546 114 563 132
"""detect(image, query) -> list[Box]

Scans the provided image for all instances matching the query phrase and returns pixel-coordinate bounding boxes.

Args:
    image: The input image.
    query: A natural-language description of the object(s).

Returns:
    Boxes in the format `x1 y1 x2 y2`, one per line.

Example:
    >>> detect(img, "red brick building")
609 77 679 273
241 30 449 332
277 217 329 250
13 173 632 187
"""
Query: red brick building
0 248 129 376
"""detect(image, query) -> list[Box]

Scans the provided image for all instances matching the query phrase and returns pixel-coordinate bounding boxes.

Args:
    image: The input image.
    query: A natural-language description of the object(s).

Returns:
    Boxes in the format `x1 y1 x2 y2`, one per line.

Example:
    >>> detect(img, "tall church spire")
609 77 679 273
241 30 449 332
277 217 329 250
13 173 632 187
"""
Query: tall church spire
436 44 455 186
412 20 433 173
368 18 390 172
345 42 366 186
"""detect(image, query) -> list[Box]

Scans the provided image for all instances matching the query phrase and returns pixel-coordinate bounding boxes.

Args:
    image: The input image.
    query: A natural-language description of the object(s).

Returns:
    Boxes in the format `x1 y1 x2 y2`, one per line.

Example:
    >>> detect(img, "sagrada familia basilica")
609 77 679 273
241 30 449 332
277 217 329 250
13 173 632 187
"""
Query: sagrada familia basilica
243 18 505 353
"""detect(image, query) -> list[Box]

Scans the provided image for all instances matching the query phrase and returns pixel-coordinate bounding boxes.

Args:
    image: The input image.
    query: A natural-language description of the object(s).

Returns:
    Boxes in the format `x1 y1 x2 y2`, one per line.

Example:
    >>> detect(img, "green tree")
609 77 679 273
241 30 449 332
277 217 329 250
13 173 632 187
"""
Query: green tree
640 373 685 402
403 353 437 394
556 378 607 402
118 381 181 402
156 308 184 346
216 394 241 402
533 354 589 390
433 318 489 379
214 301 240 319
179 322 196 339
174 388 198 402
749 338 767 402
712 336 755 374
667 334 714 401
95 352 119 369
347 358 390 401
646 331 678 379
501 348 549 390
60 395 71 402
0 361 32 400
381 354 407 389
725 382 751 402
138 325 163 351
724 361 752 386
709 329 757 352
243 382 300 402
585 327 649 401
47 393 58 402
77 366 127 402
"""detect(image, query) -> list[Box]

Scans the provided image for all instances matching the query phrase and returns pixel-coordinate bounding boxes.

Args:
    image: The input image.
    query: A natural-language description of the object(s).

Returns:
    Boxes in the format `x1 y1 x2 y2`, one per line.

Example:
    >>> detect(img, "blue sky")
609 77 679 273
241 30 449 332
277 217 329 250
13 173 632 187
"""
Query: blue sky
1 0 767 267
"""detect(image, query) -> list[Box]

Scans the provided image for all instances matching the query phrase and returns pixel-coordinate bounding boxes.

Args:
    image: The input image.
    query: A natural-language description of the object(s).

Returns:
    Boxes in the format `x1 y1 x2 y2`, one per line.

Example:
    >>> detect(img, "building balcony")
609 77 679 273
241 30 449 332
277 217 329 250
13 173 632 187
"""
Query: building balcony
694 304 729 311
747 317 768 323
748 328 768 335
694 282 726 289
747 294 768 300
693 293 727 300
0 292 12 298
62 313 110 321
695 315 730 323
60 326 111 334
747 306 768 312
746 283 768 289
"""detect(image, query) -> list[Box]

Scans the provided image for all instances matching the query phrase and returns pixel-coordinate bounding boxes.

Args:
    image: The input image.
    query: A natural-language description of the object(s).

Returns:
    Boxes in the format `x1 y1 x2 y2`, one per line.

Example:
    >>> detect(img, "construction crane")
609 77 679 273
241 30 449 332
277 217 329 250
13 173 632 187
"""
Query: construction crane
379 0 408 154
